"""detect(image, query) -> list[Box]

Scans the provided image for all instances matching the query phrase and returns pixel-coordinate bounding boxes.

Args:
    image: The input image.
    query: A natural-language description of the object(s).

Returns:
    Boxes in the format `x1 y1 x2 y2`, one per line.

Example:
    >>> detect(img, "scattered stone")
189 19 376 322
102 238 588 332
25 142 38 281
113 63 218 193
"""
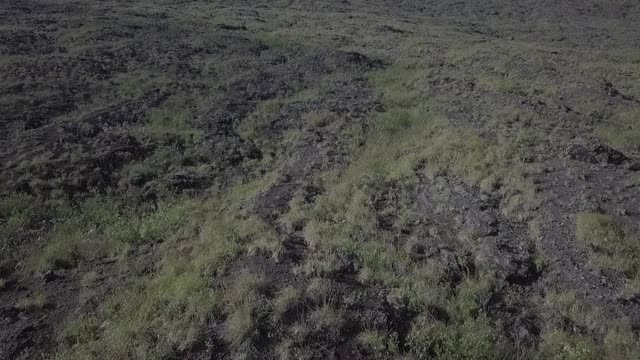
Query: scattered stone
568 143 627 165
216 24 248 31
379 25 407 34
628 162 640 172
42 270 57 283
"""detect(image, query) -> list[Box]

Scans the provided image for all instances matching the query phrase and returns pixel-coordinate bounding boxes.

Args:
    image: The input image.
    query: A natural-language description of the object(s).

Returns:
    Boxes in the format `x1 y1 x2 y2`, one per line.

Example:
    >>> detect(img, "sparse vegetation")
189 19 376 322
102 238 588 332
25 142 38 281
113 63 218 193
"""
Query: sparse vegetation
36 198 201 271
146 95 203 140
596 108 640 155
2 1 640 359
271 286 304 323
358 329 399 356
80 271 100 287
15 293 48 311
115 71 171 100
256 32 288 49
54 193 279 358
576 213 640 295
541 290 640 360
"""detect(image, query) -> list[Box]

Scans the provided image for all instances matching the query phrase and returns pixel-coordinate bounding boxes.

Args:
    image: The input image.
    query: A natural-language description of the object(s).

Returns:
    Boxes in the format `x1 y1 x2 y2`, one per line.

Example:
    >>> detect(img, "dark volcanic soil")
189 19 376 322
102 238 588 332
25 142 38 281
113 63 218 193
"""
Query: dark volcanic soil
1 0 640 359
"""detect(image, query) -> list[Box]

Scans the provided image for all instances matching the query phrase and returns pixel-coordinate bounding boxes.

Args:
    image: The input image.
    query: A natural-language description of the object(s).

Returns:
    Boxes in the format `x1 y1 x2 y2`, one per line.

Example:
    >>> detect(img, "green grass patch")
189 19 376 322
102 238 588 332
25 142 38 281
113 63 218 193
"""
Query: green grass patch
145 95 203 140
114 71 172 100
15 292 48 311
575 213 639 274
59 315 101 347
271 286 304 323
407 314 509 360
542 290 640 360
37 197 201 271
575 213 640 295
0 193 74 268
292 53 548 358
222 270 271 355
368 62 537 211
596 108 640 155
580 48 640 100
537 330 600 360
476 72 524 94
358 329 399 357
256 32 288 49
0 55 23 68
56 177 279 359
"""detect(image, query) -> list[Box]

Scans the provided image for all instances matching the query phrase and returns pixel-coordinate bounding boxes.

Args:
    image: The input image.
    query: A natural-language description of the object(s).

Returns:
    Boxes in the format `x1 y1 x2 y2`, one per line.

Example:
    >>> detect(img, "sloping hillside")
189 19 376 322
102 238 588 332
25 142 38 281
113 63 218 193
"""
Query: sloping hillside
1 1 640 359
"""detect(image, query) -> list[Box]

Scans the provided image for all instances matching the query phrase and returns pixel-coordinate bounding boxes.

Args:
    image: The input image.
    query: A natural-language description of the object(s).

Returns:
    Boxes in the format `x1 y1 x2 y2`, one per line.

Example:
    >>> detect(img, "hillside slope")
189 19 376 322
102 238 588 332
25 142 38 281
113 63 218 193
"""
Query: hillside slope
1 0 640 359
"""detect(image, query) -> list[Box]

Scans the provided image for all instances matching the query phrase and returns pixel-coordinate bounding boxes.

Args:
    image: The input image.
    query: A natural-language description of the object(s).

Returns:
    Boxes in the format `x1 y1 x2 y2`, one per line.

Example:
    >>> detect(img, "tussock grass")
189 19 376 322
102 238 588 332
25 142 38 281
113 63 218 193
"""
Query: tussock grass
0 193 71 241
446 39 561 98
271 286 304 323
0 54 23 68
223 271 270 353
576 213 639 274
37 198 201 271
304 277 332 305
299 63 539 289
407 314 507 360
256 32 288 49
358 330 399 357
575 213 640 296
30 14 639 360
491 106 540 128
307 303 344 336
541 290 640 360
59 315 100 347
114 71 171 100
15 292 48 311
146 95 203 140
276 41 566 357
0 193 74 270
80 271 100 287
370 63 539 220
580 49 640 100
304 111 336 128
537 330 600 360
290 58 541 358
596 108 640 155
56 183 279 359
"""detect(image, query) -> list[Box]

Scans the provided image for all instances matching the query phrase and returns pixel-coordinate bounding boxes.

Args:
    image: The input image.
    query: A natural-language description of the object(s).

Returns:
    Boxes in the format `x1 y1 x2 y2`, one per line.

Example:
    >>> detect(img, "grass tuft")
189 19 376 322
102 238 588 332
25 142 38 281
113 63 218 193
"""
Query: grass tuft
271 286 304 323
575 213 640 290
358 330 399 357
15 293 48 311
596 108 640 155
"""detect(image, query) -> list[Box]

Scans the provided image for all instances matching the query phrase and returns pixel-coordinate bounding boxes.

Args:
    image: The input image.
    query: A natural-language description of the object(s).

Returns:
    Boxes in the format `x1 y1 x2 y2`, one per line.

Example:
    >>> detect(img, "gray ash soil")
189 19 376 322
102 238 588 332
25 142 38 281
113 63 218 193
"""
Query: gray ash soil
1 0 640 359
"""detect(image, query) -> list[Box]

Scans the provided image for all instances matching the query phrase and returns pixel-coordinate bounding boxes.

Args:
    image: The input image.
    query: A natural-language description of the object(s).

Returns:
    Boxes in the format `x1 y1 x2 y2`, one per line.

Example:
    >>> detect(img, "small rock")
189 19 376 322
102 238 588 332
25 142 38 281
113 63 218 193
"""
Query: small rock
216 24 247 31
568 143 627 165
628 162 640 172
42 270 57 283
